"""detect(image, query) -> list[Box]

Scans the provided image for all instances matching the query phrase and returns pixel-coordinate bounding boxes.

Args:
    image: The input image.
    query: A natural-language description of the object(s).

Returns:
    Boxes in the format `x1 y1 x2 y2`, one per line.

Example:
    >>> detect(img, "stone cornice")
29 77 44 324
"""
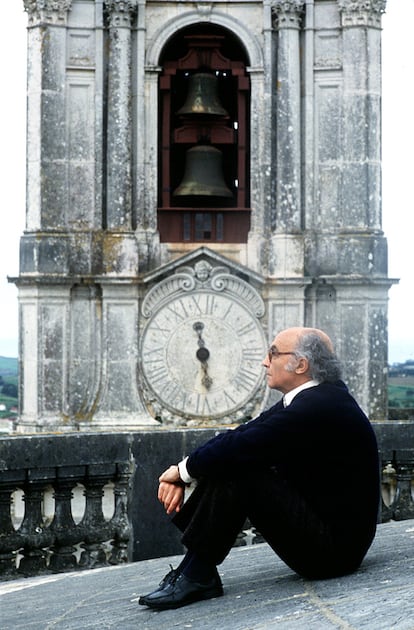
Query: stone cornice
23 0 72 25
338 0 387 28
271 1 305 29
104 0 138 28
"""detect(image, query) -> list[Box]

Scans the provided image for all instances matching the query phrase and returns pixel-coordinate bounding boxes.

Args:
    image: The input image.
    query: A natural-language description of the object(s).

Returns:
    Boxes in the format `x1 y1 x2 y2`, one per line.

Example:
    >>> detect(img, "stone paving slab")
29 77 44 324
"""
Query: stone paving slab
1 520 414 629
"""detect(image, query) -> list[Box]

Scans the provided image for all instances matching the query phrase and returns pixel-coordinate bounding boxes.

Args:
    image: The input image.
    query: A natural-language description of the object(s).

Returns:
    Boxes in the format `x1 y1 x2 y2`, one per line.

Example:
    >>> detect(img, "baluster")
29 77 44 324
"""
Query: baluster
49 474 81 572
233 518 249 547
0 485 22 578
392 453 414 521
251 525 265 545
380 461 394 523
18 479 54 576
78 467 112 569
109 462 132 564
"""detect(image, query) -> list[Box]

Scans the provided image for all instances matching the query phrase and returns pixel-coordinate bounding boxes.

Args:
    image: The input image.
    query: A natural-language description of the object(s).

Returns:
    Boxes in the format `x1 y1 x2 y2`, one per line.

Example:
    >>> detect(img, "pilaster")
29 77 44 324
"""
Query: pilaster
268 1 305 278
247 67 269 273
271 0 304 233
133 61 161 272
104 0 137 230
140 66 160 233
23 0 72 232
338 0 386 234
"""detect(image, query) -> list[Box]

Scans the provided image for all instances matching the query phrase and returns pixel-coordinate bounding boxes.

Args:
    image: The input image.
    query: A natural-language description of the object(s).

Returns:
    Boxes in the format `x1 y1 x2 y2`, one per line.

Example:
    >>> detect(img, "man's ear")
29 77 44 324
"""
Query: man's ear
295 357 309 375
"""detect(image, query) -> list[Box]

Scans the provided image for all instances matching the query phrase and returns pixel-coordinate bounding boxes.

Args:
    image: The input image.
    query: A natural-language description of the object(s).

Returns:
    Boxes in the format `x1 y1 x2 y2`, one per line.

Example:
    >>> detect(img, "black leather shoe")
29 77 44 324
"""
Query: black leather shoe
138 565 178 604
139 570 223 610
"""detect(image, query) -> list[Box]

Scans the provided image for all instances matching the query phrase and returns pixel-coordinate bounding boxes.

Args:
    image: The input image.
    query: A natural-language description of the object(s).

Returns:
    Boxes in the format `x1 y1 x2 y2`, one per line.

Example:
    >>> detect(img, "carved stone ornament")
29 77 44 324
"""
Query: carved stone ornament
23 0 72 25
142 261 265 319
338 0 387 28
140 260 267 426
104 0 138 28
271 1 305 29
196 2 213 19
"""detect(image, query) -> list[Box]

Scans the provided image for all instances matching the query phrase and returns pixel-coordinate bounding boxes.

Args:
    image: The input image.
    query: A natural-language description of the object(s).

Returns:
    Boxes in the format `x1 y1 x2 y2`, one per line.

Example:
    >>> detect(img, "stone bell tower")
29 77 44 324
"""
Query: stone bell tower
14 0 394 432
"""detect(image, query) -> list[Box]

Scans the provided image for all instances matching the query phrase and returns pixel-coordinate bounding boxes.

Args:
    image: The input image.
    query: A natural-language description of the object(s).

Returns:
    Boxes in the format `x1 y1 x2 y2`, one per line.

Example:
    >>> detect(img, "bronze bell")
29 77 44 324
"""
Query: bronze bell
173 146 233 198
177 73 228 117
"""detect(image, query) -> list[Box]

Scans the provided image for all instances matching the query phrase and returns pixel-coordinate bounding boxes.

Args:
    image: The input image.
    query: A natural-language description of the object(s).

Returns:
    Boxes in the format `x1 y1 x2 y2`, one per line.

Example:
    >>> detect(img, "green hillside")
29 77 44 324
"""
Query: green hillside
0 357 18 415
0 356 17 373
388 375 414 408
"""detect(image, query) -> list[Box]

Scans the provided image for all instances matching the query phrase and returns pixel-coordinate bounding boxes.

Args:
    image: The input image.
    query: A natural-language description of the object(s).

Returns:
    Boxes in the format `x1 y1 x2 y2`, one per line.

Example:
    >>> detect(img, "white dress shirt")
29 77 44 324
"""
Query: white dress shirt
282 379 320 407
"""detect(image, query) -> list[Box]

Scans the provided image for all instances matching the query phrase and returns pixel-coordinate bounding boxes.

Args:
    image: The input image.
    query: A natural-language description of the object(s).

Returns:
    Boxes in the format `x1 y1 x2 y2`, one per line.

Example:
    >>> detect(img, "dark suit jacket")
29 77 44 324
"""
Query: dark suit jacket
186 380 380 528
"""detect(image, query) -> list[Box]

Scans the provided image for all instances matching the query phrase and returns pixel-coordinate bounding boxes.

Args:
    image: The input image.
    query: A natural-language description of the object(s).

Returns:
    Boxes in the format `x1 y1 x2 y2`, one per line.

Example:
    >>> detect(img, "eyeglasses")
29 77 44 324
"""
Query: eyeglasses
268 346 296 362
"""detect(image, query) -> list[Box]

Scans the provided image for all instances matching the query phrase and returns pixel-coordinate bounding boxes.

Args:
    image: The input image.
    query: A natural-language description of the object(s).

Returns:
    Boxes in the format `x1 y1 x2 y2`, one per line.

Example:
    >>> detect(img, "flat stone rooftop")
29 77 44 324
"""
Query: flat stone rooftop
1 519 414 630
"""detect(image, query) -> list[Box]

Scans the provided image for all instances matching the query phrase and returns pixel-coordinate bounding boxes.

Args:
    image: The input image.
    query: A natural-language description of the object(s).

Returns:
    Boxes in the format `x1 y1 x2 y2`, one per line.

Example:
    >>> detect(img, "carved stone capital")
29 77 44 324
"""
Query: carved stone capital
271 1 305 29
338 0 387 28
105 0 138 28
23 0 72 25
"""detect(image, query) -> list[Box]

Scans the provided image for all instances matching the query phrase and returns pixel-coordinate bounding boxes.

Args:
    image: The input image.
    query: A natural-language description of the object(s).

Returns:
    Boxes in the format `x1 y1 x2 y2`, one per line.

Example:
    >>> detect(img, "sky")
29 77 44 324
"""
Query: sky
0 1 413 364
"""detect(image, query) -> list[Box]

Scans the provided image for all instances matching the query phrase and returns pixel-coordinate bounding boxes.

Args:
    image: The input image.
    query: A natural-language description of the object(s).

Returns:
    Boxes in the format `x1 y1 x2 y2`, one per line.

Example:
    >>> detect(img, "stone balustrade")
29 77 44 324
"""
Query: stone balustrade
0 434 133 580
1 424 414 581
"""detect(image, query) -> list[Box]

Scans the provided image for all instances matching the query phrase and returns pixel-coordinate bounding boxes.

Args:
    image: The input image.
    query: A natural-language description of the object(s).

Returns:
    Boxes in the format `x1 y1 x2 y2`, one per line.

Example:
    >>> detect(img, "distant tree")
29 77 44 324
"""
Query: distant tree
0 375 3 386
2 383 18 398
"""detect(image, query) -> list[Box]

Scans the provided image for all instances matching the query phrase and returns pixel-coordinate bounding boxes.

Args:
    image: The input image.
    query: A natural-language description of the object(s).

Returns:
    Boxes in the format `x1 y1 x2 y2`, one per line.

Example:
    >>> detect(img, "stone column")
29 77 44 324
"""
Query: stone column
272 0 304 233
105 0 137 230
23 0 72 232
338 0 386 236
268 0 305 277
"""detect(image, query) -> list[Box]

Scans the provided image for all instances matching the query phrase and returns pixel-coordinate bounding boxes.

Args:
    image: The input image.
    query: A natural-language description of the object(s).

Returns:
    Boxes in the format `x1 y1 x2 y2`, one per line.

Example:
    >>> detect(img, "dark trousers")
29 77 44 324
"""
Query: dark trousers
173 469 375 579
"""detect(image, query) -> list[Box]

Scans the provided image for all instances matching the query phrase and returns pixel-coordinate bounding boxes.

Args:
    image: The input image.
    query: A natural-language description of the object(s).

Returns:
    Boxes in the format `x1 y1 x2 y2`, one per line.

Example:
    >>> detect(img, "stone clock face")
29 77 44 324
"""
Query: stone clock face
141 291 266 418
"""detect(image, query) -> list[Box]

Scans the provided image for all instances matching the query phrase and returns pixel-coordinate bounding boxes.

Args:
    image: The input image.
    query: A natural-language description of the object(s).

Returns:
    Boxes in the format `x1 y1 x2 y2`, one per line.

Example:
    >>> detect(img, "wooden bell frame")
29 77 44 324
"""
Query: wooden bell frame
158 32 251 243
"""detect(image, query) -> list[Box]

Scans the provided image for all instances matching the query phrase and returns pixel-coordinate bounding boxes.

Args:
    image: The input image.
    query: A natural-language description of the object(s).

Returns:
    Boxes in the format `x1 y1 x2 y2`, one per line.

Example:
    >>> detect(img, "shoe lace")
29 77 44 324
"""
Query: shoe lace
169 564 180 585
159 563 178 588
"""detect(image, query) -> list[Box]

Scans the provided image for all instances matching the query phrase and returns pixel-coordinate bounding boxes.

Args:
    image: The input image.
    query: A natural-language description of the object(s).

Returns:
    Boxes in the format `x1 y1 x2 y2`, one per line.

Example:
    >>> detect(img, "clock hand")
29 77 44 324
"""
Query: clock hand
193 322 213 390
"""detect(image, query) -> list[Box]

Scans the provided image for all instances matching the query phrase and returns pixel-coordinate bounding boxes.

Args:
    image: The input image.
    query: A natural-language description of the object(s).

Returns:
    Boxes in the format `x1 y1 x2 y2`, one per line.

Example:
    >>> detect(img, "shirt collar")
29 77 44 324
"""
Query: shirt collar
283 380 320 407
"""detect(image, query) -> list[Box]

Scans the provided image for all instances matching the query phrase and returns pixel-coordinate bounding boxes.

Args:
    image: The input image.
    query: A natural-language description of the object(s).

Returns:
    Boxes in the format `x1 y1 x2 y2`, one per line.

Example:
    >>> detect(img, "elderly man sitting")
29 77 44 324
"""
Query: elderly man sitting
139 327 380 611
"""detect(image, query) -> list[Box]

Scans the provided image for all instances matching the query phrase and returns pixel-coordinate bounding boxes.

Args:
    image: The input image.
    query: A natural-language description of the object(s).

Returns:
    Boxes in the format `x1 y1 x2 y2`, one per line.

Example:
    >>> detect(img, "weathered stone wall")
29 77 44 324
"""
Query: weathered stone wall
14 0 395 433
